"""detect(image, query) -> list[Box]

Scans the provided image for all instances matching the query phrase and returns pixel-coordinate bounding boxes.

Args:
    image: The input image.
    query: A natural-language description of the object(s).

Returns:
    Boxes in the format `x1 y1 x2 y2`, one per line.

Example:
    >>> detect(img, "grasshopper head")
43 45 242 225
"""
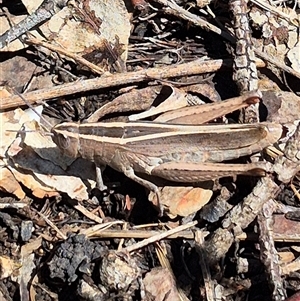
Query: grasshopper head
51 123 80 158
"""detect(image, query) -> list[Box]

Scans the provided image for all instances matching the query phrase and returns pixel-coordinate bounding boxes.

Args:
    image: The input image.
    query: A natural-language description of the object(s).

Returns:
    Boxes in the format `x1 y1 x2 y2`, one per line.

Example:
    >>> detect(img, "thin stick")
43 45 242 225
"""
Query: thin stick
123 221 197 253
35 210 67 240
24 36 105 75
1 58 266 110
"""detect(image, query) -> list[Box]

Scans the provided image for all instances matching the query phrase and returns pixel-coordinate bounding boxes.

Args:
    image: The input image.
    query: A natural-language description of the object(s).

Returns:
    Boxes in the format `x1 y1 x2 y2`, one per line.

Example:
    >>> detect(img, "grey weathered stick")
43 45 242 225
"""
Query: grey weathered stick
230 0 260 123
205 176 279 264
0 0 68 49
258 201 287 300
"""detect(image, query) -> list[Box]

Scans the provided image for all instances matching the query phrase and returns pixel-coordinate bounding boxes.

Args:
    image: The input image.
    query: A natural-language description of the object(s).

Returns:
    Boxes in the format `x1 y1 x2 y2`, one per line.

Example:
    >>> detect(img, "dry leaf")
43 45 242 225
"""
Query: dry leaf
6 165 59 199
273 215 300 238
10 144 90 200
0 256 20 280
0 167 26 199
263 91 300 131
149 186 212 217
278 252 295 264
1 0 131 65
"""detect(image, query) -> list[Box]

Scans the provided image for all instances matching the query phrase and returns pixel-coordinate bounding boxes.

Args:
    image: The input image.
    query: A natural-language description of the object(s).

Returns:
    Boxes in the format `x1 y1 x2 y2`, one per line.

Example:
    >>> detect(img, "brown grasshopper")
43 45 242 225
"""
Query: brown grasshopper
47 90 282 198
12 88 282 211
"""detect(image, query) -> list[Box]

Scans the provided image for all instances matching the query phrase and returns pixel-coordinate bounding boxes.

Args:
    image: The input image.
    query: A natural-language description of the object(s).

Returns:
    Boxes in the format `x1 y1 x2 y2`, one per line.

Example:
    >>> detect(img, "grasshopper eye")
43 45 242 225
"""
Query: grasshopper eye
51 124 79 157
55 133 70 149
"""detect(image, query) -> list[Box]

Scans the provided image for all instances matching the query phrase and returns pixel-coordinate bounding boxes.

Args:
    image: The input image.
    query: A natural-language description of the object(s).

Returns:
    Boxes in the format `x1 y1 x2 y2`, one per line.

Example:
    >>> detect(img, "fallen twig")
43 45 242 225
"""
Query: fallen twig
0 58 265 110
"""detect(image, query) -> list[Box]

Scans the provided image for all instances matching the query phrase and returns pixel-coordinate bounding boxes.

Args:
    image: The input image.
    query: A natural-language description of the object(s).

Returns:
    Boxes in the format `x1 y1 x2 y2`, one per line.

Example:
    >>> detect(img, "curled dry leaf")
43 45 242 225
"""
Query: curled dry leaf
149 186 212 217
88 86 160 122
6 165 59 199
129 85 199 121
181 82 221 102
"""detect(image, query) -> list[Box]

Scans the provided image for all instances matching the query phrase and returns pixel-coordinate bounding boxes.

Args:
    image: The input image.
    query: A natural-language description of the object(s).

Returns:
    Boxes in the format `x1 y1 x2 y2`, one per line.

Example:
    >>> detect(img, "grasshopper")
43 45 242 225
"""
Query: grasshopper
12 88 282 210
47 91 282 199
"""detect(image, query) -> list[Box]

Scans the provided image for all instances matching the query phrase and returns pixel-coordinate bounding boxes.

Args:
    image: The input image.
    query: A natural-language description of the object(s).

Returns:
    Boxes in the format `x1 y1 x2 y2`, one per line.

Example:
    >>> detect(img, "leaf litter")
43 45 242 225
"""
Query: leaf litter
0 0 300 300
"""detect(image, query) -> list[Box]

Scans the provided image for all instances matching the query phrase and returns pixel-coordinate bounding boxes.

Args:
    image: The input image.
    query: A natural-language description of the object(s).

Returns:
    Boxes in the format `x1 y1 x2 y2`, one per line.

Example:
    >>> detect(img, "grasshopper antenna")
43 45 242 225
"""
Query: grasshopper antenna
10 87 53 133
